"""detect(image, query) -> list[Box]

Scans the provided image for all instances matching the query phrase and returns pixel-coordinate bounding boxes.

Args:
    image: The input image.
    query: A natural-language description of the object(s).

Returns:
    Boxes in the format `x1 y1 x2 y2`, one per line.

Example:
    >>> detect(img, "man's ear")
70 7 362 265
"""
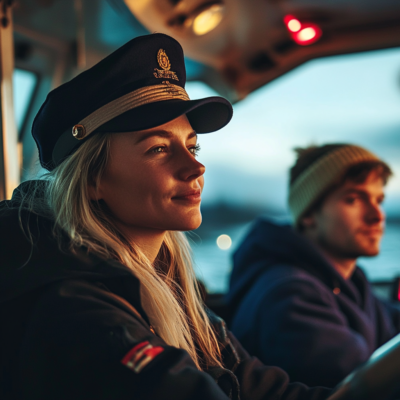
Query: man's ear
300 213 316 230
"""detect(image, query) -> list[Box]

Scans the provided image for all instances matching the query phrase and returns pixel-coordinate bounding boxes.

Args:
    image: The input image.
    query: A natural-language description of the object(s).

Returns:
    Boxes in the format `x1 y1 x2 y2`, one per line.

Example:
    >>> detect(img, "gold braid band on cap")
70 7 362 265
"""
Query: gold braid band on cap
72 83 190 140
288 145 380 226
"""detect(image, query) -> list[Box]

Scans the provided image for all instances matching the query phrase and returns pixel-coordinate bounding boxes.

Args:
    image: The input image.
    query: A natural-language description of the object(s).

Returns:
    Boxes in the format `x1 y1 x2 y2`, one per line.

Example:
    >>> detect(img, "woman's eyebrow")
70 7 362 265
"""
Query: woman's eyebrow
188 131 197 139
135 130 197 144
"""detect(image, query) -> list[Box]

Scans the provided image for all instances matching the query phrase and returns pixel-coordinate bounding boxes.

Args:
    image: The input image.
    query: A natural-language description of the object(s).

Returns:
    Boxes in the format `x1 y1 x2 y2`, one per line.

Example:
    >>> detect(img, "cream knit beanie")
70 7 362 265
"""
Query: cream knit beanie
289 145 380 226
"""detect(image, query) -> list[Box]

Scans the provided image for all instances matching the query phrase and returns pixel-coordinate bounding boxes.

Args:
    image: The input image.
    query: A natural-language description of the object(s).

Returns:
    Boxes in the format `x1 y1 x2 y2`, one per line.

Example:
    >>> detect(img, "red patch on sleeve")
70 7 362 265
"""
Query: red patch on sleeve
121 341 164 373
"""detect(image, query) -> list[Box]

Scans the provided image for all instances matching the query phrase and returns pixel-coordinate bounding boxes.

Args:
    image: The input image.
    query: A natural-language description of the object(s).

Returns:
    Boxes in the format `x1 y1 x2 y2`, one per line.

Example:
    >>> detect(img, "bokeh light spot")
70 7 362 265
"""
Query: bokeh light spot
217 234 232 250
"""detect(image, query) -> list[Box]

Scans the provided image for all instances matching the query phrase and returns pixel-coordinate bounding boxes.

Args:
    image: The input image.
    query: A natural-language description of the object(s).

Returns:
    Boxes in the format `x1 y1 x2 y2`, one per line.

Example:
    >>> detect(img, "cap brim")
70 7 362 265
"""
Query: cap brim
95 96 233 134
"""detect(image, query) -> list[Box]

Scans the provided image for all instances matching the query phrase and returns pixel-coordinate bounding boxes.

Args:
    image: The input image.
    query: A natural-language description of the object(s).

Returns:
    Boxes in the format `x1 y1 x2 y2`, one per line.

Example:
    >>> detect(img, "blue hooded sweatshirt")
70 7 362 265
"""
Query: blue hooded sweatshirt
227 219 400 388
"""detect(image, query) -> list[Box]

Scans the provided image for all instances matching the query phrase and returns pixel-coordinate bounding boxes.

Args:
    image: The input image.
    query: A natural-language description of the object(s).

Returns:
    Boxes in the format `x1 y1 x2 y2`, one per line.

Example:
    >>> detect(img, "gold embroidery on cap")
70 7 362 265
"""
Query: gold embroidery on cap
157 49 171 71
162 81 179 96
154 49 179 81
72 124 86 140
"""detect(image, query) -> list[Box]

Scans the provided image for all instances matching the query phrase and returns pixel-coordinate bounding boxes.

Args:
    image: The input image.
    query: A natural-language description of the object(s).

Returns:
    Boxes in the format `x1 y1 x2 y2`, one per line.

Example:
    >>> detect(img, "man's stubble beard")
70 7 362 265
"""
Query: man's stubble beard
316 229 376 261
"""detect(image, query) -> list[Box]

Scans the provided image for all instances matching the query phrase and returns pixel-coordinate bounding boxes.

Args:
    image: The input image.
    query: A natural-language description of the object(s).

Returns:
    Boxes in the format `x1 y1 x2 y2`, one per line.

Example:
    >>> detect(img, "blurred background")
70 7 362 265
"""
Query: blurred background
2 0 400 295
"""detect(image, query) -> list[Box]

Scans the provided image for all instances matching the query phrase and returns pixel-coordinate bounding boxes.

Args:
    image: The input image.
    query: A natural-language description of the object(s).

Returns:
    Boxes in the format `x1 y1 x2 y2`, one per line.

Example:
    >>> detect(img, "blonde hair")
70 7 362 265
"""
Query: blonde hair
24 132 222 370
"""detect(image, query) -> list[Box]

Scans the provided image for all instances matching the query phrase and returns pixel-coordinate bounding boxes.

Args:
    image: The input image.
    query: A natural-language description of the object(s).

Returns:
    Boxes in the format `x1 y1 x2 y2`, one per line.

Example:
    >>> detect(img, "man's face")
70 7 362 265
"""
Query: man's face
304 170 386 258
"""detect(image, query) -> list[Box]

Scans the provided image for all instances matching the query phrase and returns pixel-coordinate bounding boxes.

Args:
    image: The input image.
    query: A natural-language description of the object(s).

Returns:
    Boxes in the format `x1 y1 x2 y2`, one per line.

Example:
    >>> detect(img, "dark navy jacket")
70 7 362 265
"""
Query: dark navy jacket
0 185 330 400
227 219 400 388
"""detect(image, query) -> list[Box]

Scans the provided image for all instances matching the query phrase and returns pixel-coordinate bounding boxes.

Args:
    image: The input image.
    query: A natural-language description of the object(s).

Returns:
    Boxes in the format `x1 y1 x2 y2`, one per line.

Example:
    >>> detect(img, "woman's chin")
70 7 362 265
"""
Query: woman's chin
172 214 202 232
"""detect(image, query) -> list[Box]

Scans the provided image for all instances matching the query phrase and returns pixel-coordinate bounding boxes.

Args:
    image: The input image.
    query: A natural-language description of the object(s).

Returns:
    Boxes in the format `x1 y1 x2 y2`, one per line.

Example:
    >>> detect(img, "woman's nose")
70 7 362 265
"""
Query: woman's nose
184 159 206 182
177 149 205 181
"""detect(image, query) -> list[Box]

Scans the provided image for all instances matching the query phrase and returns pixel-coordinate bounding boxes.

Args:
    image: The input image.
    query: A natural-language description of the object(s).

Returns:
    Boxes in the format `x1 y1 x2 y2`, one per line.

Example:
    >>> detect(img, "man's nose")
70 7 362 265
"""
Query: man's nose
366 201 385 224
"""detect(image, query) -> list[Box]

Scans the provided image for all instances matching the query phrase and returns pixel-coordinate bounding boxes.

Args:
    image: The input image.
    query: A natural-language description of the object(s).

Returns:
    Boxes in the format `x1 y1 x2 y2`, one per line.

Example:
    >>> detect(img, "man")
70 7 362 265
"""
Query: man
227 143 400 387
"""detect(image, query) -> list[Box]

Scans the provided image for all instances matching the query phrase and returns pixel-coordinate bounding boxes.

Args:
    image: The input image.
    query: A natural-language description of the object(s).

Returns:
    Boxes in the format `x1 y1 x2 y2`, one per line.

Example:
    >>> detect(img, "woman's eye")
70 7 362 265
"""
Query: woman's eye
189 144 201 156
152 146 166 154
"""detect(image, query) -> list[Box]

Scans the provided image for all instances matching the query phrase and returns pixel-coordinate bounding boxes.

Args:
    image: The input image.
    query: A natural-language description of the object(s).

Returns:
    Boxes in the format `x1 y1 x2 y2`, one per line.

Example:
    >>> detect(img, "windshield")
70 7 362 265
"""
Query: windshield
186 47 400 293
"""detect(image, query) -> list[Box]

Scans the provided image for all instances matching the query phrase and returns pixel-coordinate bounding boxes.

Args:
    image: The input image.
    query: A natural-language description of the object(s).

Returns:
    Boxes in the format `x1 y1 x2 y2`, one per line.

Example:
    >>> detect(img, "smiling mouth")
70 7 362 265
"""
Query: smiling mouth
172 190 201 202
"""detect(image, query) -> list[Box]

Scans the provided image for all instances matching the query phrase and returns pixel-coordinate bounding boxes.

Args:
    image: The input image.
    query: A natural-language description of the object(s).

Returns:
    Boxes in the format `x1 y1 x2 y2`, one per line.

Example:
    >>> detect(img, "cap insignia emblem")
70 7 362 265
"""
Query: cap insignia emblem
154 49 179 81
157 49 171 71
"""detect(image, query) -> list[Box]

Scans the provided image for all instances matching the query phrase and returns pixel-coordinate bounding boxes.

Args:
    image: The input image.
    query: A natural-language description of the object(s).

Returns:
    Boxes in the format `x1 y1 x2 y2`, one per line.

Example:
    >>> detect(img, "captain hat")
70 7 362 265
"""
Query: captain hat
32 33 233 171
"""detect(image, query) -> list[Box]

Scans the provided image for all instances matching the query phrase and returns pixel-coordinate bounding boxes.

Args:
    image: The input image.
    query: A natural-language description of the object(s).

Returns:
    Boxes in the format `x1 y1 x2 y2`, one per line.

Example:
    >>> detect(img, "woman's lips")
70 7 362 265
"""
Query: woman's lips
172 190 201 202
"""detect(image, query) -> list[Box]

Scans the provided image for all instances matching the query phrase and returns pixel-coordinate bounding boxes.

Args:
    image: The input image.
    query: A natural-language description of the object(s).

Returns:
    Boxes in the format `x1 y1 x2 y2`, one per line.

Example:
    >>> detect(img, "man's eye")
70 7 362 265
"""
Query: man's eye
344 196 357 204
189 144 201 156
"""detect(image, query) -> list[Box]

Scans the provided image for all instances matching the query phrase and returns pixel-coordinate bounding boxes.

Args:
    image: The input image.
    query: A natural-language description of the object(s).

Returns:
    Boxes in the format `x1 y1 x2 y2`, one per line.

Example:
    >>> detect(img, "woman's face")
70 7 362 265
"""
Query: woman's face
95 115 205 234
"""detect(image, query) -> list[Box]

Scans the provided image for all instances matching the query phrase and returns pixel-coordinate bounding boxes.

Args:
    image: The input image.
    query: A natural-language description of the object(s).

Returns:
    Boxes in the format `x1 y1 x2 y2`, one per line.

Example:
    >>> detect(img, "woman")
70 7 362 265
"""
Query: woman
0 33 331 400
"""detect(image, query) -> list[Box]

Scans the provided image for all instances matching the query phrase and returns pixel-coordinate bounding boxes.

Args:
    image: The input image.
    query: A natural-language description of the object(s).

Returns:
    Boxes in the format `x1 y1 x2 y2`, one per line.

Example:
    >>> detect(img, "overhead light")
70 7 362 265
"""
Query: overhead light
190 4 225 36
284 15 322 46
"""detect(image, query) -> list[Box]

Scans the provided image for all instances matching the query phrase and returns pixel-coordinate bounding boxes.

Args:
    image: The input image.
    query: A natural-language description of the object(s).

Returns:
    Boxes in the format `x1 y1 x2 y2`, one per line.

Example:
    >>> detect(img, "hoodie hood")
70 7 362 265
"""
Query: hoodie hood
227 218 365 313
0 181 134 305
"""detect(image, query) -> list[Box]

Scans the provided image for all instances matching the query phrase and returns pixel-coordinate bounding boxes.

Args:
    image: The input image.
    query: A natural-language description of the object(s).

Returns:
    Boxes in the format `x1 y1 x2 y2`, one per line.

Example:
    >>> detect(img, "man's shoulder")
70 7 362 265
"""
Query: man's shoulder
256 264 338 303
261 263 328 287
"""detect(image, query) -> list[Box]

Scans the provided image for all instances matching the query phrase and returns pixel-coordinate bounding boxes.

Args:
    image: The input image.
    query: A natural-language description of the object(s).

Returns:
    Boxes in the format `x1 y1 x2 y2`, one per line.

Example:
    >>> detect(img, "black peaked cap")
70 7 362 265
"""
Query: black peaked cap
32 33 233 171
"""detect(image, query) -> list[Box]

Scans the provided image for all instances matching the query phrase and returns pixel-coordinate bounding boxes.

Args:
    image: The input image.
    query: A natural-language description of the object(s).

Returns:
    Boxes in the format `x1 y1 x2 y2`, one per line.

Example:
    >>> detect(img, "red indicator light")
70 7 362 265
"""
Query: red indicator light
284 15 301 32
283 15 322 46
298 27 316 41
287 19 301 33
